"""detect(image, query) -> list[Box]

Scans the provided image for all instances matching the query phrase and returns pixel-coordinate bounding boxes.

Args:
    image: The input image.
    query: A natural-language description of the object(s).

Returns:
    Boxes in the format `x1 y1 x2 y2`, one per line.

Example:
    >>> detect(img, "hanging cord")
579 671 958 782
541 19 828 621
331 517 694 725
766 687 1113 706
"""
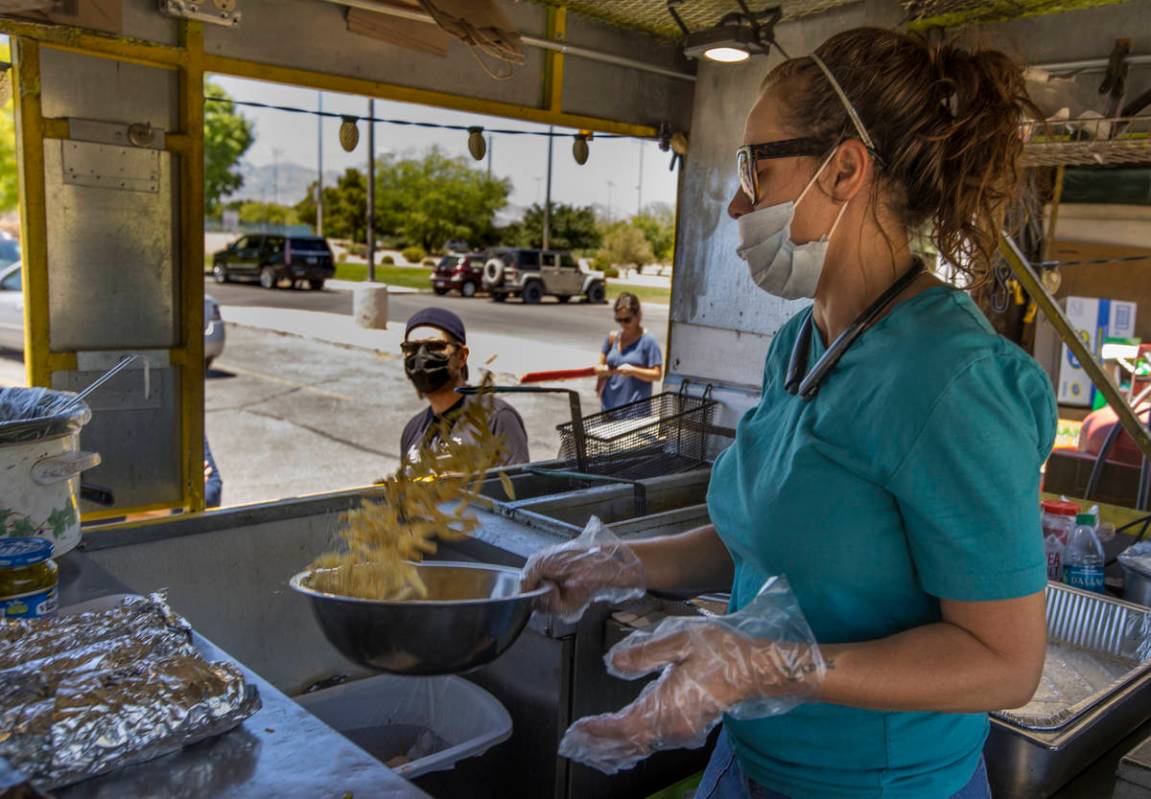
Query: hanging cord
418 0 525 81
203 96 633 140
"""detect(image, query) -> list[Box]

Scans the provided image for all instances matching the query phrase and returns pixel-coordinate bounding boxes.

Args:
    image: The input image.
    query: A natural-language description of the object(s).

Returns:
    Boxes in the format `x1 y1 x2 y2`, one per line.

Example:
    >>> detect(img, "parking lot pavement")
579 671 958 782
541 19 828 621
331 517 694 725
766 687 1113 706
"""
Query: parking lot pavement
207 324 603 507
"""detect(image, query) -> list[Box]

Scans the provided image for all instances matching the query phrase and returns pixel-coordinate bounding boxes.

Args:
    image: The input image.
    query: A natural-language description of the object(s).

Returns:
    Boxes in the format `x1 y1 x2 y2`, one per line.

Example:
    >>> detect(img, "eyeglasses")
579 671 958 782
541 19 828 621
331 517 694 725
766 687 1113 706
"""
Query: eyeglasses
736 138 827 206
401 340 455 356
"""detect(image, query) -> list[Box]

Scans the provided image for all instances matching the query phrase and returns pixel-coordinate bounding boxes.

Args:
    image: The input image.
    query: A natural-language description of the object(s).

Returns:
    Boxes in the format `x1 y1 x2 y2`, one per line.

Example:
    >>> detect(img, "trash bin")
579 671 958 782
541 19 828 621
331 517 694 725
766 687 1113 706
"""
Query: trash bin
296 673 512 780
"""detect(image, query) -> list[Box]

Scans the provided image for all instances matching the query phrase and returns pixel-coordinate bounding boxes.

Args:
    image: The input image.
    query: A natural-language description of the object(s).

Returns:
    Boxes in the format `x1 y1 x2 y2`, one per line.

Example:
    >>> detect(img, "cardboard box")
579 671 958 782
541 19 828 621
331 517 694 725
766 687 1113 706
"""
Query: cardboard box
1056 296 1138 407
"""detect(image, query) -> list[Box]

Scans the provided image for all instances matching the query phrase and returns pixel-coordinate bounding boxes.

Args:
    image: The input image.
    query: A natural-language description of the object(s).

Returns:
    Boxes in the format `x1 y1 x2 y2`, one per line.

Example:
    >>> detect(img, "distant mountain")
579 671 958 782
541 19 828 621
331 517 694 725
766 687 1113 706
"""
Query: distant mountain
227 161 340 206
495 203 528 227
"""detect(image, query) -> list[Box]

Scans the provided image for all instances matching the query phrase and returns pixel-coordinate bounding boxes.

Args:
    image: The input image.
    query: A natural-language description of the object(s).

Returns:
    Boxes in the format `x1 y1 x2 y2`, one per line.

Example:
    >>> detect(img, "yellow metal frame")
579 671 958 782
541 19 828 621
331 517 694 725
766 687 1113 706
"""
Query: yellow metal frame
1002 234 1151 462
0 11 660 522
8 20 207 518
543 8 566 114
179 22 207 512
201 52 656 138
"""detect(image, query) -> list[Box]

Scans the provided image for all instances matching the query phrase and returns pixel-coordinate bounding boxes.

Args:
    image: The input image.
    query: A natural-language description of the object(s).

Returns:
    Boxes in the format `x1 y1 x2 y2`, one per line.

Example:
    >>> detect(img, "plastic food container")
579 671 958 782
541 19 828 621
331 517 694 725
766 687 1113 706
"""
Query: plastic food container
0 536 59 619
0 388 100 557
1042 500 1079 582
296 673 512 779
1041 500 1079 543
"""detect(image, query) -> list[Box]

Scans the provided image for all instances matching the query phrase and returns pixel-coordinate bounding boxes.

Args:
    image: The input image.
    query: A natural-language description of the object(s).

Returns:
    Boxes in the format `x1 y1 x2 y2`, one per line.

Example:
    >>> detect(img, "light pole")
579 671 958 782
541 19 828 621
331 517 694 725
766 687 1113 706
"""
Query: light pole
606 180 615 219
272 148 282 208
367 98 376 283
543 126 554 251
316 91 324 236
636 140 644 216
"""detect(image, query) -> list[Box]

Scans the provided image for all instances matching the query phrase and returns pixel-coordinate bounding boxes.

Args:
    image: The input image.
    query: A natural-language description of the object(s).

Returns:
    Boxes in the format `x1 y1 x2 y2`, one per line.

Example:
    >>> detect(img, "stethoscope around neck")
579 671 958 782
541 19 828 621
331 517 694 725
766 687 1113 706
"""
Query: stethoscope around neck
785 260 925 401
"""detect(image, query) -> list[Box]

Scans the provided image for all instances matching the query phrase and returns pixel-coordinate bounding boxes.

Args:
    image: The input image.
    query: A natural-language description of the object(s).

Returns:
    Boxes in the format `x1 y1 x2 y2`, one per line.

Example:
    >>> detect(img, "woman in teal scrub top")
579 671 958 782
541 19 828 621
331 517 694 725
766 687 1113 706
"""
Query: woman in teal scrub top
524 27 1056 799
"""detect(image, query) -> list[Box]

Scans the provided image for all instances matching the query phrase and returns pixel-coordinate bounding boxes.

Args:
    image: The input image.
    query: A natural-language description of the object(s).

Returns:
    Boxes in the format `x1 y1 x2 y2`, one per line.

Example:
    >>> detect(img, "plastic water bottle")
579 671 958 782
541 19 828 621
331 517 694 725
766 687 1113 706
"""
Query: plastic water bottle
1062 513 1106 594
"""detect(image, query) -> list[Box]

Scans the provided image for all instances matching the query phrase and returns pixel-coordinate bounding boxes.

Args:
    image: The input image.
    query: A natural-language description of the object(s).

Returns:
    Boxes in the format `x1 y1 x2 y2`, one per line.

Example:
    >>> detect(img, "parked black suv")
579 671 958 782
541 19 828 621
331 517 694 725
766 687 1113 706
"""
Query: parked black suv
212 234 335 290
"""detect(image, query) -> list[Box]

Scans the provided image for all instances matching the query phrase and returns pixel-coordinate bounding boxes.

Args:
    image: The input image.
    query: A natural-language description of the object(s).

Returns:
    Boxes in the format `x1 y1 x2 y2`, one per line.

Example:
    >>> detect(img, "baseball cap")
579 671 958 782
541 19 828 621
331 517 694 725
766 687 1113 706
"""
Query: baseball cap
405 307 467 345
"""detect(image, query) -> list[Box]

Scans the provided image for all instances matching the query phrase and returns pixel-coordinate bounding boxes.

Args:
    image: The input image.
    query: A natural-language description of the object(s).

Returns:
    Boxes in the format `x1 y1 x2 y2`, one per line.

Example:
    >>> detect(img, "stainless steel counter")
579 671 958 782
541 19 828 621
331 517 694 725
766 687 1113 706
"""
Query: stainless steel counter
50 552 431 799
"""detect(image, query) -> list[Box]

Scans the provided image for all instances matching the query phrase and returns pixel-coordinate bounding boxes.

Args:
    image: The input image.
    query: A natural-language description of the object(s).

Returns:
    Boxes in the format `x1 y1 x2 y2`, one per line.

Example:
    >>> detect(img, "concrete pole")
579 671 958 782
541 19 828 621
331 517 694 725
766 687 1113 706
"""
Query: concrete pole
317 91 324 236
543 126 554 251
636 140 644 216
367 98 376 282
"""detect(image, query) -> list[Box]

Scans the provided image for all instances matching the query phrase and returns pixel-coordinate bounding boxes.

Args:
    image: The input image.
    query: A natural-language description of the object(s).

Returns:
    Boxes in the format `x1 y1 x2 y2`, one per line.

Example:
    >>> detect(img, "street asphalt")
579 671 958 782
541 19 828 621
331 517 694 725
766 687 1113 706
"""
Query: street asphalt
205 278 669 351
0 283 670 509
205 325 604 506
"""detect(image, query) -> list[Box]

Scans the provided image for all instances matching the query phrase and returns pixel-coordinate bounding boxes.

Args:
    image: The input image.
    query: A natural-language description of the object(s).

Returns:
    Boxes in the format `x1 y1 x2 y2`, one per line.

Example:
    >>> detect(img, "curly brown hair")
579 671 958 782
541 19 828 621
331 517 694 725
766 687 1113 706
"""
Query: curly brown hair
764 28 1036 284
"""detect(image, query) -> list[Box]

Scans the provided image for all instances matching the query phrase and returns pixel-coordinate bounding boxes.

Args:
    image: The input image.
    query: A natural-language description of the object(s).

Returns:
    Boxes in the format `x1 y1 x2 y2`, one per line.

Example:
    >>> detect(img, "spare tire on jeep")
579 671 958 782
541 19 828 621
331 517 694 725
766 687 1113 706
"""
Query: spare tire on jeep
484 258 505 287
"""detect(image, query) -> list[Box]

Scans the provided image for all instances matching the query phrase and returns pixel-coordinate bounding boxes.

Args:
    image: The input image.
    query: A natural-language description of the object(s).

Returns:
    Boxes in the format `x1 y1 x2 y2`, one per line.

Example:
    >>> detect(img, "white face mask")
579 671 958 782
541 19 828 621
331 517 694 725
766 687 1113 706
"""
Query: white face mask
736 150 849 300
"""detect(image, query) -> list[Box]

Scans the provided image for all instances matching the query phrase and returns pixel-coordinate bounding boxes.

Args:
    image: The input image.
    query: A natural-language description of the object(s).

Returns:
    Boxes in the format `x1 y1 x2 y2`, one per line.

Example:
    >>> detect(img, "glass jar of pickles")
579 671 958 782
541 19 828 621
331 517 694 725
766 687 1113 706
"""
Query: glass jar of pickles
0 537 58 620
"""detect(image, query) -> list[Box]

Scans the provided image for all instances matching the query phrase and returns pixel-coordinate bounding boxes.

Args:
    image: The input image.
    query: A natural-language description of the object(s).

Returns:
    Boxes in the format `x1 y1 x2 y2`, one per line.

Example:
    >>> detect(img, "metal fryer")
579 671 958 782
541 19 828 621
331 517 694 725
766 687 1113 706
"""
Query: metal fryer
986 584 1151 798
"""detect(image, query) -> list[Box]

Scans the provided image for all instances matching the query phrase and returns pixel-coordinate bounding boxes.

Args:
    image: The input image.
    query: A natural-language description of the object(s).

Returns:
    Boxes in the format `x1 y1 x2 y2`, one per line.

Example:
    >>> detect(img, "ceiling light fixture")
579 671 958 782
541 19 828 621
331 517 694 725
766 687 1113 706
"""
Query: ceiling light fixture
668 0 788 64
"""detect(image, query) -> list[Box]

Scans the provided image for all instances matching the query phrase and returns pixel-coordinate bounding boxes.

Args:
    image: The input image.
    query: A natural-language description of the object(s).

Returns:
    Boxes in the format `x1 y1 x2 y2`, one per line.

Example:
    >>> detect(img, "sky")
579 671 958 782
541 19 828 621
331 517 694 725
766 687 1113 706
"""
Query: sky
211 75 681 220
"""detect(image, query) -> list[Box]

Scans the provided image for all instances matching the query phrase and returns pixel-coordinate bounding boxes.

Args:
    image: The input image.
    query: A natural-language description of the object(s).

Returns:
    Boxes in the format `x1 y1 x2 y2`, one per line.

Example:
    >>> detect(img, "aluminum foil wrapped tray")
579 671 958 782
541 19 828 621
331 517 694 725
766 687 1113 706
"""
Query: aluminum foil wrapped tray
0 594 261 790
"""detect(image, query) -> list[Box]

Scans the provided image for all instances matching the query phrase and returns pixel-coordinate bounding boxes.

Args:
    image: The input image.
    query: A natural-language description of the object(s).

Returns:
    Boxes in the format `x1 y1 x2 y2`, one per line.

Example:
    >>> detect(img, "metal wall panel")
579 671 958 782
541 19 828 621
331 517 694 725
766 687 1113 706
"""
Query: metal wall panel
40 48 179 130
45 141 178 350
202 0 692 131
561 13 694 133
54 361 183 510
204 0 545 110
120 0 180 45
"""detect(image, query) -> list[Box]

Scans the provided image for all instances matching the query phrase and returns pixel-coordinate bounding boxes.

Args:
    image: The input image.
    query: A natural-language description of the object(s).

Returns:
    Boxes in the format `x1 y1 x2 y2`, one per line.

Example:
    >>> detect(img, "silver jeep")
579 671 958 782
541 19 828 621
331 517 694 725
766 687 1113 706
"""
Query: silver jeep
482 248 606 305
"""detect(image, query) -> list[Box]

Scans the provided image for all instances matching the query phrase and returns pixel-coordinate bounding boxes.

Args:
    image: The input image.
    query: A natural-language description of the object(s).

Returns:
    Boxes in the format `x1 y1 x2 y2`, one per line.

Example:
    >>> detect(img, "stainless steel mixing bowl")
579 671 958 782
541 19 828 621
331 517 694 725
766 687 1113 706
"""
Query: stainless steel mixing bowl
290 561 550 675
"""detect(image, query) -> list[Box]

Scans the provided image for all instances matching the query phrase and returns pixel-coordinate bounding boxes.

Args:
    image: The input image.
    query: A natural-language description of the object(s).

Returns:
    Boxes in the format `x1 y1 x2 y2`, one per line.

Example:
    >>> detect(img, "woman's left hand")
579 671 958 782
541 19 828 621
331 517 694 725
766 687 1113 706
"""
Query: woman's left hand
559 577 825 774
615 363 637 377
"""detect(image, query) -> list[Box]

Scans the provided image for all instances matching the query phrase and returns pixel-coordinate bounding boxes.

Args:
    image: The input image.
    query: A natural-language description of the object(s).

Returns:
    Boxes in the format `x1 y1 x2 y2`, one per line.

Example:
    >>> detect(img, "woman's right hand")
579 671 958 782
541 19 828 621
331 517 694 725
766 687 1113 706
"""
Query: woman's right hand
521 517 647 622
594 363 613 378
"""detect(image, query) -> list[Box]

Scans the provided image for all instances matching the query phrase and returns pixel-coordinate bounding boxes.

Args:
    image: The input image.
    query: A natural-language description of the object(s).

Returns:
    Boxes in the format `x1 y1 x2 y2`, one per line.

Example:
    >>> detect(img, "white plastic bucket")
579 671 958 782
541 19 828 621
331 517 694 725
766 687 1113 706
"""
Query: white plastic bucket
0 388 99 557
297 673 512 779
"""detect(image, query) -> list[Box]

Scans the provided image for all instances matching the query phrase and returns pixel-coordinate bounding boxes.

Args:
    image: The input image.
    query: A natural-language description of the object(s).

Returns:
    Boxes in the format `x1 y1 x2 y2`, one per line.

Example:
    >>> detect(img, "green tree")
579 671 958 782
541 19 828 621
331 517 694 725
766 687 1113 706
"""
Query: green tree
298 168 367 242
298 148 509 251
204 81 254 217
382 147 510 252
229 200 300 227
0 43 19 213
632 202 675 264
503 203 601 251
597 224 655 269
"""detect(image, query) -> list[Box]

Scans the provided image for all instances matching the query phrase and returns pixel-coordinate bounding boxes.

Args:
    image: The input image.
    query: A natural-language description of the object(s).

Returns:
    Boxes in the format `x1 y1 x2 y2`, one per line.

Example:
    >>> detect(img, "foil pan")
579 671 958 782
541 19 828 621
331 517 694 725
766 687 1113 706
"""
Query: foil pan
994 583 1151 731
0 594 261 790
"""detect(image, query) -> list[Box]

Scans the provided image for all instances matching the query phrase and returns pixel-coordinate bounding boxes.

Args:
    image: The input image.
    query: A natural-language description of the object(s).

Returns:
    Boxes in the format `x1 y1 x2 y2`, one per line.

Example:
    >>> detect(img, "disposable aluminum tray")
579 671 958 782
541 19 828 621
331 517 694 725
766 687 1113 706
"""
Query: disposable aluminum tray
986 584 1151 799
993 584 1151 732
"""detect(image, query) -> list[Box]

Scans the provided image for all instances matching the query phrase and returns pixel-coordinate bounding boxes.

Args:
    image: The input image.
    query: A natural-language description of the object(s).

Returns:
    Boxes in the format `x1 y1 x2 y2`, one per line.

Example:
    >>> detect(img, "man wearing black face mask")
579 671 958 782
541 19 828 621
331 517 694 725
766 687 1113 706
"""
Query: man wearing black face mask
399 307 530 467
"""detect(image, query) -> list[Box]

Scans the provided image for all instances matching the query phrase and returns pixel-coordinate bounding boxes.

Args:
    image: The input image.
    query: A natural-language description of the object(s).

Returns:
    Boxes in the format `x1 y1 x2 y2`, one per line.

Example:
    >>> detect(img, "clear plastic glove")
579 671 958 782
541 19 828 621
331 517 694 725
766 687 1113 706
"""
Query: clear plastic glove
559 575 824 774
520 516 646 623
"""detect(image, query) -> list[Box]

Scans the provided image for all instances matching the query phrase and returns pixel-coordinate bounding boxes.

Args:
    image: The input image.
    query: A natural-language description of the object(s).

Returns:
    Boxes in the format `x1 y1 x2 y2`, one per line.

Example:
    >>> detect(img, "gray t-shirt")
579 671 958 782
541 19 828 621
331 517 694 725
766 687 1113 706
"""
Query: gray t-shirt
400 394 530 467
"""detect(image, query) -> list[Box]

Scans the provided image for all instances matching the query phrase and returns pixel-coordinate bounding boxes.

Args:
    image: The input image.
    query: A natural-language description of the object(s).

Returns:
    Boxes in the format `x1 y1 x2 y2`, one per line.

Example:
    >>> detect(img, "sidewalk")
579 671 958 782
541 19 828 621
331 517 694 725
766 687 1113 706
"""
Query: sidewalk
220 305 605 378
326 274 671 296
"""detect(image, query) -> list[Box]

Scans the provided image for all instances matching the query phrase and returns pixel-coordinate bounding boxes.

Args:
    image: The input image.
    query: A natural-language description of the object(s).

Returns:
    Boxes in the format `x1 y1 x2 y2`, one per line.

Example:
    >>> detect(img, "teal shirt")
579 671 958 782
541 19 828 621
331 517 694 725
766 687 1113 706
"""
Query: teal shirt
708 286 1056 799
